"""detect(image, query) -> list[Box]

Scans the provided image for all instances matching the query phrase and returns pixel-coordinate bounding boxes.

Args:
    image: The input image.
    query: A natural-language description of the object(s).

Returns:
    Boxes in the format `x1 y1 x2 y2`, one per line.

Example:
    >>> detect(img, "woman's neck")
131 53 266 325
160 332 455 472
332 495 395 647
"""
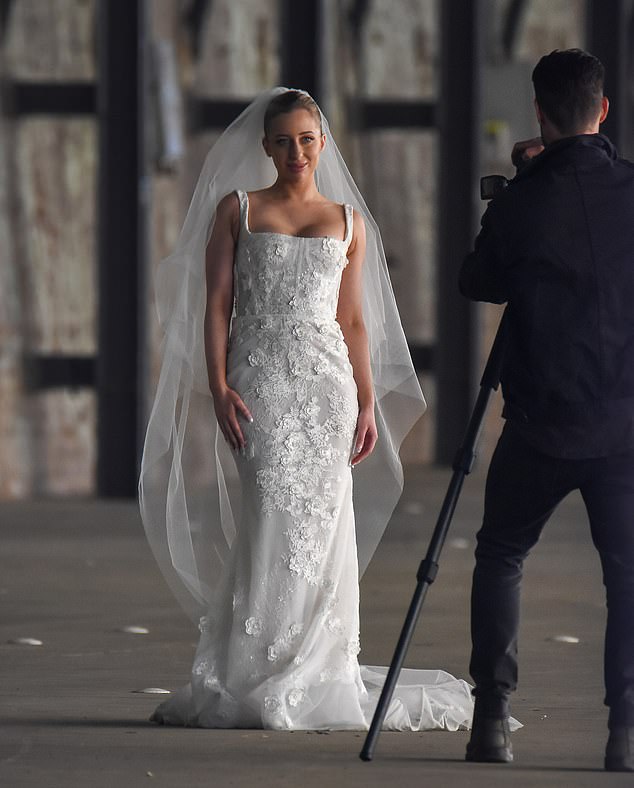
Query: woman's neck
269 178 321 202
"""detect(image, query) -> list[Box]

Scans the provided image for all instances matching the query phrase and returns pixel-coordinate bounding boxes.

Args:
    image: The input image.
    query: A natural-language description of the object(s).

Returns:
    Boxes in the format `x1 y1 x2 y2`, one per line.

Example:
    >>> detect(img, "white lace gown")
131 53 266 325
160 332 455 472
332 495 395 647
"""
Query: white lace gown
150 190 475 731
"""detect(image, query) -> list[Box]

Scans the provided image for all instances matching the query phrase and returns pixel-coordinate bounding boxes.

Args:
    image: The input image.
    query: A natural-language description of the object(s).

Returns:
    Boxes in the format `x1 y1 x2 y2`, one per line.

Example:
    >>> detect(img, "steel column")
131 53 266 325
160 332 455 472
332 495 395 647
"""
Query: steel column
586 0 633 158
435 0 482 465
96 1 143 496
281 0 321 100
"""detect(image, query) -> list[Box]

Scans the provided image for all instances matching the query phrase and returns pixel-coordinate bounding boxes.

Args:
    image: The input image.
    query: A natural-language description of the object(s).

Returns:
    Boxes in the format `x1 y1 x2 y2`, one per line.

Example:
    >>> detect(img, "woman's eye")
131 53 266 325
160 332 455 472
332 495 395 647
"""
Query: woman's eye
274 136 315 146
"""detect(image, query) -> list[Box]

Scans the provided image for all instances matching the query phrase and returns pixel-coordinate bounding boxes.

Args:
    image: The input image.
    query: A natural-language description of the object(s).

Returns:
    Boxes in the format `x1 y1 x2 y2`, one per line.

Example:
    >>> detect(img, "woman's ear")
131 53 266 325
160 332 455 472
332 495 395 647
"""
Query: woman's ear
262 136 271 158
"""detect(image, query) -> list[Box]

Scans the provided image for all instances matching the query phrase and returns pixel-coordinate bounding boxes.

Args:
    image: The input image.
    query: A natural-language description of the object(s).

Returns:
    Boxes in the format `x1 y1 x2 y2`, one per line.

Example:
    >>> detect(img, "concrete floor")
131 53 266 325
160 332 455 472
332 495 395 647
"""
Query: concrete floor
1 465 631 787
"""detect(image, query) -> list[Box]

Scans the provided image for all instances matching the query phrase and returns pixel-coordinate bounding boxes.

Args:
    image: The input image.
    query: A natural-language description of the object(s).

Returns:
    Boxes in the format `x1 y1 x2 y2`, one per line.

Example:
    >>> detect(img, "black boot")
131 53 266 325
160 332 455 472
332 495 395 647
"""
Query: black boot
605 726 634 772
465 702 513 763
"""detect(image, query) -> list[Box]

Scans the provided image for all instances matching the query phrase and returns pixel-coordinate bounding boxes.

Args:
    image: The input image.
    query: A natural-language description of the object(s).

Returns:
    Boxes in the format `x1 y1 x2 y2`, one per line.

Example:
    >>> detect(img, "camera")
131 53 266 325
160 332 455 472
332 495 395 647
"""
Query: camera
480 175 509 201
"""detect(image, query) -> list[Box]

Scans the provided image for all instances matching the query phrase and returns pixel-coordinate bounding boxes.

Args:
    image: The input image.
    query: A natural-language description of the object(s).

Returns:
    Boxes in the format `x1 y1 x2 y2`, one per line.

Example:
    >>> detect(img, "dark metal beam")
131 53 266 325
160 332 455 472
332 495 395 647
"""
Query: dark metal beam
281 0 321 100
435 0 481 465
96 0 142 497
629 3 634 162
347 0 369 40
408 343 434 373
351 99 436 129
188 96 436 134
9 82 96 115
137 0 152 488
182 0 212 58
586 0 633 157
22 355 95 391
0 0 14 43
187 97 250 132
501 0 528 60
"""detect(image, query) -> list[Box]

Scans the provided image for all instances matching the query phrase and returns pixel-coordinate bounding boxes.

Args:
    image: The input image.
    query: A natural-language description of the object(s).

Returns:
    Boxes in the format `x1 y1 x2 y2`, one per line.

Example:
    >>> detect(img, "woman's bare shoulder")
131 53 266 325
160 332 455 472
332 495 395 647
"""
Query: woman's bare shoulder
245 187 273 202
215 191 241 225
316 195 345 211
216 191 240 213
210 192 241 242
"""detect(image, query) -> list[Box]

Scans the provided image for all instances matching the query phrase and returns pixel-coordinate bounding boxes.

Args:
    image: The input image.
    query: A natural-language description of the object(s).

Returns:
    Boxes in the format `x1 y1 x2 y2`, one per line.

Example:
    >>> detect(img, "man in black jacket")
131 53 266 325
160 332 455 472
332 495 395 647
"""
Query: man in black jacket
460 49 634 772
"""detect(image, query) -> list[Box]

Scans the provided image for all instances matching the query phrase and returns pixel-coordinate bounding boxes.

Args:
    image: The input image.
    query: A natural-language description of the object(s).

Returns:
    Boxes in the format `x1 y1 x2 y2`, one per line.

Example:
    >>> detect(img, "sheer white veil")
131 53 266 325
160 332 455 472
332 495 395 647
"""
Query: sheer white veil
139 87 426 623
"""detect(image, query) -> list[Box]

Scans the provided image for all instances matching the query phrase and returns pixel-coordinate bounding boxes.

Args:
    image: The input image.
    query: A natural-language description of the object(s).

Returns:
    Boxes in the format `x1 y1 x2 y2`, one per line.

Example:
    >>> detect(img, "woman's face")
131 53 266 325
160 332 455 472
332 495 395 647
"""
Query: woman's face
263 108 325 181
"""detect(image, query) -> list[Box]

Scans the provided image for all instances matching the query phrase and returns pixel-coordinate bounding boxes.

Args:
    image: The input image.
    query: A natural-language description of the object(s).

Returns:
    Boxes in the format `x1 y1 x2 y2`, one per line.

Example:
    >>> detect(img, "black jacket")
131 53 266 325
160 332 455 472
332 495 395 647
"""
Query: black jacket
460 134 634 458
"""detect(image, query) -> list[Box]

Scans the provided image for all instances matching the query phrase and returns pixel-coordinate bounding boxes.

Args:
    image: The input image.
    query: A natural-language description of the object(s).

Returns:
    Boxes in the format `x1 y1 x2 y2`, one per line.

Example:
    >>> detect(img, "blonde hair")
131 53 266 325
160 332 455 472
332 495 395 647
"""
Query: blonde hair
263 90 322 136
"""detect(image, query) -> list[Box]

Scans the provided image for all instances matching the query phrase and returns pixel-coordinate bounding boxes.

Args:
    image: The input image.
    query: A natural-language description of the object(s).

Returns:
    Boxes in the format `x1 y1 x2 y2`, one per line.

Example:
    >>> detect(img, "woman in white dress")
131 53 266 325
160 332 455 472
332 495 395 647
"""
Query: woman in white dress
139 88 475 731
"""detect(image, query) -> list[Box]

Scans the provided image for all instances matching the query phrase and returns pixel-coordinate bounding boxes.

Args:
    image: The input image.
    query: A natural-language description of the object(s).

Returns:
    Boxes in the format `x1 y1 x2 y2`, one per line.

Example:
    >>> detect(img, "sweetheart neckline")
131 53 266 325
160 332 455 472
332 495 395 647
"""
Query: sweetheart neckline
240 190 349 244
244 227 347 243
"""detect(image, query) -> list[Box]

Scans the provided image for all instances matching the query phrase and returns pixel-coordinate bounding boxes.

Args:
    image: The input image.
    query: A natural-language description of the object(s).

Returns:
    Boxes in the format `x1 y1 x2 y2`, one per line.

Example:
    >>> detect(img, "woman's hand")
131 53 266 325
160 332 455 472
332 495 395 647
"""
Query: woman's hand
212 386 253 451
351 406 378 467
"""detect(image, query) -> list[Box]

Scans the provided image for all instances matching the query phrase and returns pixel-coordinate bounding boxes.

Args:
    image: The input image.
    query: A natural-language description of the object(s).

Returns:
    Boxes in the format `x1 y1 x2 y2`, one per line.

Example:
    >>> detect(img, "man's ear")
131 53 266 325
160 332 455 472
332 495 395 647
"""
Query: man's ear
534 98 546 127
599 96 609 125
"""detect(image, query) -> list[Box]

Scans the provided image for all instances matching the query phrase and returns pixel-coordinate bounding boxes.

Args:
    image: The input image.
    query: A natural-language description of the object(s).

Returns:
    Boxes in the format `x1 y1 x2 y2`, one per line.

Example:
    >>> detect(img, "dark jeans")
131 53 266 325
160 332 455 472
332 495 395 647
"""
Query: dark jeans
470 423 634 726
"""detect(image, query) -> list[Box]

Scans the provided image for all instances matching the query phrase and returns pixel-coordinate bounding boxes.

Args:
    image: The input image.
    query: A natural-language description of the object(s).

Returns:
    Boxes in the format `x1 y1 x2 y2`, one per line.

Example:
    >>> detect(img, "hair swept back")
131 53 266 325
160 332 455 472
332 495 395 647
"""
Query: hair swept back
532 48 604 135
263 90 323 136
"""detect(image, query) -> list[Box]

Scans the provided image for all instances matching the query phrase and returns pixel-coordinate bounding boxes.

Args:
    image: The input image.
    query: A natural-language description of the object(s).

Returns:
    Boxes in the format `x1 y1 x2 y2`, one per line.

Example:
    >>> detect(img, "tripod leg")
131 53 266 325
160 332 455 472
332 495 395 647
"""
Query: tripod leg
359 313 508 762
360 577 430 760
360 470 467 761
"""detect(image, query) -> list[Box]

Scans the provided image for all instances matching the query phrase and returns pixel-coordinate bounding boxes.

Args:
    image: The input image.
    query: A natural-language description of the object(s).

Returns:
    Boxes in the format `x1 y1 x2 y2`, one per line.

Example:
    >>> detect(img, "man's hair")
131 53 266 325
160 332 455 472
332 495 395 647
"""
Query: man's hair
263 90 322 137
532 49 605 135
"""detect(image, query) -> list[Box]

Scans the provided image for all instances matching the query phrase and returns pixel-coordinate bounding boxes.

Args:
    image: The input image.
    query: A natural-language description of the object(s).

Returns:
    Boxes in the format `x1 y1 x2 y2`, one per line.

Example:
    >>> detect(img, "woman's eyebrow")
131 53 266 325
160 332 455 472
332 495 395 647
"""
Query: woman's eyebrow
275 131 317 137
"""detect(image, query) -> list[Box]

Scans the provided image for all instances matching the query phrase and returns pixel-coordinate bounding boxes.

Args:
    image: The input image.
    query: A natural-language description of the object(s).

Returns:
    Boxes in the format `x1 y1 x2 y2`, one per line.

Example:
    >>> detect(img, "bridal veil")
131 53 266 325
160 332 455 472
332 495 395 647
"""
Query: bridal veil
138 87 427 622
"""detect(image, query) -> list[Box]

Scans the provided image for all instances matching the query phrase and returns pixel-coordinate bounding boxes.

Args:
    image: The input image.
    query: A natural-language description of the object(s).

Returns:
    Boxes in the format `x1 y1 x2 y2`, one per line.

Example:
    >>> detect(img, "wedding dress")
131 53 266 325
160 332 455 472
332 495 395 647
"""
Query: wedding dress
149 190 475 731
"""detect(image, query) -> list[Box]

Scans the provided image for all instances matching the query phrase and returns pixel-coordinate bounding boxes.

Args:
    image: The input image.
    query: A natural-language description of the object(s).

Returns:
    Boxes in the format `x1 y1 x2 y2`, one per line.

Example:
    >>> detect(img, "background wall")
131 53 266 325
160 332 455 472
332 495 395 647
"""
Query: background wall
1 0 97 497
0 0 600 498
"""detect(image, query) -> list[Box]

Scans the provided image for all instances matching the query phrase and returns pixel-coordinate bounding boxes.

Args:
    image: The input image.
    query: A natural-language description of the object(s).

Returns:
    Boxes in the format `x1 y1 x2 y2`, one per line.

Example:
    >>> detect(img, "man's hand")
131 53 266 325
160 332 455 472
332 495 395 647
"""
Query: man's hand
511 137 545 170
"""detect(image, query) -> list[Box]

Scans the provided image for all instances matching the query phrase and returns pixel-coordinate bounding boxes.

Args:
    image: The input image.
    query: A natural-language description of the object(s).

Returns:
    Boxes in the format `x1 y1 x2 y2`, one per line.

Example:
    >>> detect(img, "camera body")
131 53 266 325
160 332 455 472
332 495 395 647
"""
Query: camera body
480 174 509 201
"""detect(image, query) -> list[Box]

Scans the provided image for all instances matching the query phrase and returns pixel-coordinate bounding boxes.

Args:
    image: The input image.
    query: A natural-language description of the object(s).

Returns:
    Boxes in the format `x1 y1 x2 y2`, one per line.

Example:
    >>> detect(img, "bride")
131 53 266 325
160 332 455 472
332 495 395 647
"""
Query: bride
139 87 475 731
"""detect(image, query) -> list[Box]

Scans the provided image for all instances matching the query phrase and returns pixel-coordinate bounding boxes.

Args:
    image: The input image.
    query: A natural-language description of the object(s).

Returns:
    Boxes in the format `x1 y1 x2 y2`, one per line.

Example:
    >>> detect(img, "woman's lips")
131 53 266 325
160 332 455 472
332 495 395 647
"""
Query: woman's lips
288 162 307 173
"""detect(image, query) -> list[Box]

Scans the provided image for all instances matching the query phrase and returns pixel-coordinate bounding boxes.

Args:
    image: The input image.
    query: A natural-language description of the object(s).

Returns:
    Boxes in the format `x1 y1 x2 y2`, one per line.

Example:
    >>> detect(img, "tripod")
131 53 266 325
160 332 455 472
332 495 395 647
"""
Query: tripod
360 311 508 761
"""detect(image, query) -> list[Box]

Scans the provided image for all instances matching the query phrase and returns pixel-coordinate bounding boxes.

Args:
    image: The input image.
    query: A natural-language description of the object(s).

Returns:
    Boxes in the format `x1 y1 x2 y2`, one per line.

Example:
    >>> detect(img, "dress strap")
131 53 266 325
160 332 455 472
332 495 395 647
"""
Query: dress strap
235 189 249 230
344 204 354 246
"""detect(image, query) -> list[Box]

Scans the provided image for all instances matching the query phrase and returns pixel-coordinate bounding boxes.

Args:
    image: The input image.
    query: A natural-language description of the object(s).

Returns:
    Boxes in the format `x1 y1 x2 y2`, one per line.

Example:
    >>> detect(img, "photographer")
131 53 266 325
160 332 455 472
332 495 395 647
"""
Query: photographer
459 49 634 771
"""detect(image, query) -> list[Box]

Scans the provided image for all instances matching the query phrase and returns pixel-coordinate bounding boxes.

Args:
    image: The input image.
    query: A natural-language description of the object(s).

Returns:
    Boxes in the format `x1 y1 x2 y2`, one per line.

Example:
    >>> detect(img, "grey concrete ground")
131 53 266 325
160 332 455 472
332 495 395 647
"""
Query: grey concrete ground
1 466 631 787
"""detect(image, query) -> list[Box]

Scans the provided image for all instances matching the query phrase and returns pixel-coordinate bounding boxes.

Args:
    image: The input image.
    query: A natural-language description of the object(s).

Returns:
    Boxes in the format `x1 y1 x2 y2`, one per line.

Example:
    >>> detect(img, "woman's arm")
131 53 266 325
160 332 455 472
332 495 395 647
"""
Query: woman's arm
204 193 252 450
336 209 378 466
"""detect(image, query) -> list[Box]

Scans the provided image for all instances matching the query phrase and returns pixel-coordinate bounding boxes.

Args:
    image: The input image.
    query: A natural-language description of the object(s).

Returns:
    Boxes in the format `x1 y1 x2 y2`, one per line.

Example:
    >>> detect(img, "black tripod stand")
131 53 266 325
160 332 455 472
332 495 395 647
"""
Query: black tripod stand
360 311 508 762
